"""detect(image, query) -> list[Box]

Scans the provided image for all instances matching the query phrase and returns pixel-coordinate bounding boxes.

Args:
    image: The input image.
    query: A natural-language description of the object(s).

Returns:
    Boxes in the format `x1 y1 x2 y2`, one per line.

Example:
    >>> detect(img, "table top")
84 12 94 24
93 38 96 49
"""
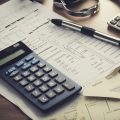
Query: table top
0 0 120 120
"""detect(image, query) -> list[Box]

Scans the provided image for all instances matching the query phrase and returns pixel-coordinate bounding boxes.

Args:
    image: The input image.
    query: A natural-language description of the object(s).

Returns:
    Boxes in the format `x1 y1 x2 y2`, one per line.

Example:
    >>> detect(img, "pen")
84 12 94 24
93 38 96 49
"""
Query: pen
51 19 120 46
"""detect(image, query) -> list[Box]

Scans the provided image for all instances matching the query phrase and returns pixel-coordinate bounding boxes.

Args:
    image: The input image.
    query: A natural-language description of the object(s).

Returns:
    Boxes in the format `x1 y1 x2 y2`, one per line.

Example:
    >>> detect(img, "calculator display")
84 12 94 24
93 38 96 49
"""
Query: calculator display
0 49 25 66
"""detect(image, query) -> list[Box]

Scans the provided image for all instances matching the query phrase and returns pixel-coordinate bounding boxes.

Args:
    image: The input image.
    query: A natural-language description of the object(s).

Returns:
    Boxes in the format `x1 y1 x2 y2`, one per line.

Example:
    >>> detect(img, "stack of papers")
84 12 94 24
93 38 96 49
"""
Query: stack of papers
0 0 120 119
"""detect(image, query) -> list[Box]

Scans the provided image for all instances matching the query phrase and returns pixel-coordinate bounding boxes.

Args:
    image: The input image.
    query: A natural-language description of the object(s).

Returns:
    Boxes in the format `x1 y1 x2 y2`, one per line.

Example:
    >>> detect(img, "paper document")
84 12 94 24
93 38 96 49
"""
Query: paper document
83 72 120 99
48 96 120 120
1 0 120 120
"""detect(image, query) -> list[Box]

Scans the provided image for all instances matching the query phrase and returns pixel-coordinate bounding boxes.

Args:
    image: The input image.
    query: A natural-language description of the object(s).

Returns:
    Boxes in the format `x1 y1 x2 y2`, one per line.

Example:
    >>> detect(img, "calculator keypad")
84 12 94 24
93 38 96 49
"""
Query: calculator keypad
3 53 81 112
108 14 120 31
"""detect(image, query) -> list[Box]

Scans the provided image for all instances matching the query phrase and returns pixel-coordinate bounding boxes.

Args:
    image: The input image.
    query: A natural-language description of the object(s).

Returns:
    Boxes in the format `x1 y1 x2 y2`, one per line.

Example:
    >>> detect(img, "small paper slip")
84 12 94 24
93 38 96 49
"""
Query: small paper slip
83 66 120 99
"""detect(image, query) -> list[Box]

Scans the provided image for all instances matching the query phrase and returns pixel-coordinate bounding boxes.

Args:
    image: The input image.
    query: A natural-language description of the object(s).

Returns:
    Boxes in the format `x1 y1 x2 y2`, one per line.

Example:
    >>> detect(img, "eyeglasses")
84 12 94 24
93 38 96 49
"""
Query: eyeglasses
54 0 100 17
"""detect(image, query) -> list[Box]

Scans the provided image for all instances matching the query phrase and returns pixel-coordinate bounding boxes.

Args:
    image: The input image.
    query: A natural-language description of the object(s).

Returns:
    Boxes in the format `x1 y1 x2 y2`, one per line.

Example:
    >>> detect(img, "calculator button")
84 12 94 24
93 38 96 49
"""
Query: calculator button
19 79 28 86
38 95 49 104
62 82 75 91
22 71 30 77
48 71 58 78
46 90 56 99
35 71 44 78
22 63 31 70
47 81 57 88
33 80 42 86
8 67 16 73
43 67 52 73
110 20 117 25
37 62 46 68
25 84 35 92
54 86 64 94
31 58 40 65
55 76 66 83
41 75 50 82
16 61 24 67
9 70 19 77
114 16 120 21
27 75 36 82
13 75 22 81
25 55 34 62
117 23 120 27
39 85 49 92
30 66 39 73
32 89 41 97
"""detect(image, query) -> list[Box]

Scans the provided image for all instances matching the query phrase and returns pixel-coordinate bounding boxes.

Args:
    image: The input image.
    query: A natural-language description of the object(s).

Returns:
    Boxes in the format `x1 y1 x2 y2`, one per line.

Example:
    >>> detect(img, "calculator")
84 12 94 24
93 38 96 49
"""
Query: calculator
107 14 120 31
0 41 82 112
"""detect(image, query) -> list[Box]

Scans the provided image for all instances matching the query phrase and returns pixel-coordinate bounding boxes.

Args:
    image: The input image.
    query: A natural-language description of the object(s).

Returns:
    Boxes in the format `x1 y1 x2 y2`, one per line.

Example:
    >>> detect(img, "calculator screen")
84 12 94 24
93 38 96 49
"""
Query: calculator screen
0 49 25 66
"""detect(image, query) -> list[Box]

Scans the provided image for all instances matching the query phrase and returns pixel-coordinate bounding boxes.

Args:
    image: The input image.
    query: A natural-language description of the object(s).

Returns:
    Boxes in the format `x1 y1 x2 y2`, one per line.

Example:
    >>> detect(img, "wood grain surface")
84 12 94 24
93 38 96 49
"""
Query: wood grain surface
0 0 119 120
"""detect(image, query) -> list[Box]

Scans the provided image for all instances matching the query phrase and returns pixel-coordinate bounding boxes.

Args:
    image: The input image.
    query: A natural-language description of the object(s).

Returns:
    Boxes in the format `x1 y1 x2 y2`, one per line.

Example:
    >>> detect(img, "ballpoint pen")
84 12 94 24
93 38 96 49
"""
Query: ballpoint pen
51 19 120 46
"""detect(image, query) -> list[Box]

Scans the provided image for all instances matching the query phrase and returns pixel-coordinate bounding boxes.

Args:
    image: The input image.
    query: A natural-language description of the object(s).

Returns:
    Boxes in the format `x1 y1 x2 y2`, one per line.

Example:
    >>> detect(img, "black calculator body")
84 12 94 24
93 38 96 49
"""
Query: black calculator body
0 41 82 112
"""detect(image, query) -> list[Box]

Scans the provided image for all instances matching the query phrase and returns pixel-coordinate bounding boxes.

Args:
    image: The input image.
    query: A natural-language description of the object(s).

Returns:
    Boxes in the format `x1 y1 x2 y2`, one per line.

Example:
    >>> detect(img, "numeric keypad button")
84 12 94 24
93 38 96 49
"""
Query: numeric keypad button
114 16 120 21
35 71 44 78
54 86 64 94
33 80 42 87
32 89 41 97
55 76 66 83
37 62 46 68
25 84 35 92
22 71 30 77
41 75 50 82
48 71 58 78
27 75 36 82
63 82 75 91
30 66 39 73
13 75 22 81
47 81 57 88
16 61 24 67
38 95 49 104
25 55 34 62
9 70 19 77
19 79 28 86
8 67 16 73
43 67 52 73
110 20 117 25
39 85 49 92
117 23 120 27
22 63 31 70
31 58 40 65
46 91 56 99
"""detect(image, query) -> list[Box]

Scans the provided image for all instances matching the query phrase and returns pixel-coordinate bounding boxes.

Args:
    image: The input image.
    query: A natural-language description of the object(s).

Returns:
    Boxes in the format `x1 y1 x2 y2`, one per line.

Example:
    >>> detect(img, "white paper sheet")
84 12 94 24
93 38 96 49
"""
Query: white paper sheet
83 72 120 99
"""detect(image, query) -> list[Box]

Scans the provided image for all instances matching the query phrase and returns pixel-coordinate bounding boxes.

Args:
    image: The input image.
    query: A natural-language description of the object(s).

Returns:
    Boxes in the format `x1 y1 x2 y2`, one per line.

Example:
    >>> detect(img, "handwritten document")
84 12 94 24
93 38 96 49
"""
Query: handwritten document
0 0 120 119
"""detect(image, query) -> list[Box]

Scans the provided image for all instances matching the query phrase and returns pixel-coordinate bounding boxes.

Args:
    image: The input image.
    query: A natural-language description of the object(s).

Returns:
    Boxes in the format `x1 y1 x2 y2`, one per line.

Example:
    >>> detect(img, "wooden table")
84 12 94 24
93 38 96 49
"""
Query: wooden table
0 0 120 120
